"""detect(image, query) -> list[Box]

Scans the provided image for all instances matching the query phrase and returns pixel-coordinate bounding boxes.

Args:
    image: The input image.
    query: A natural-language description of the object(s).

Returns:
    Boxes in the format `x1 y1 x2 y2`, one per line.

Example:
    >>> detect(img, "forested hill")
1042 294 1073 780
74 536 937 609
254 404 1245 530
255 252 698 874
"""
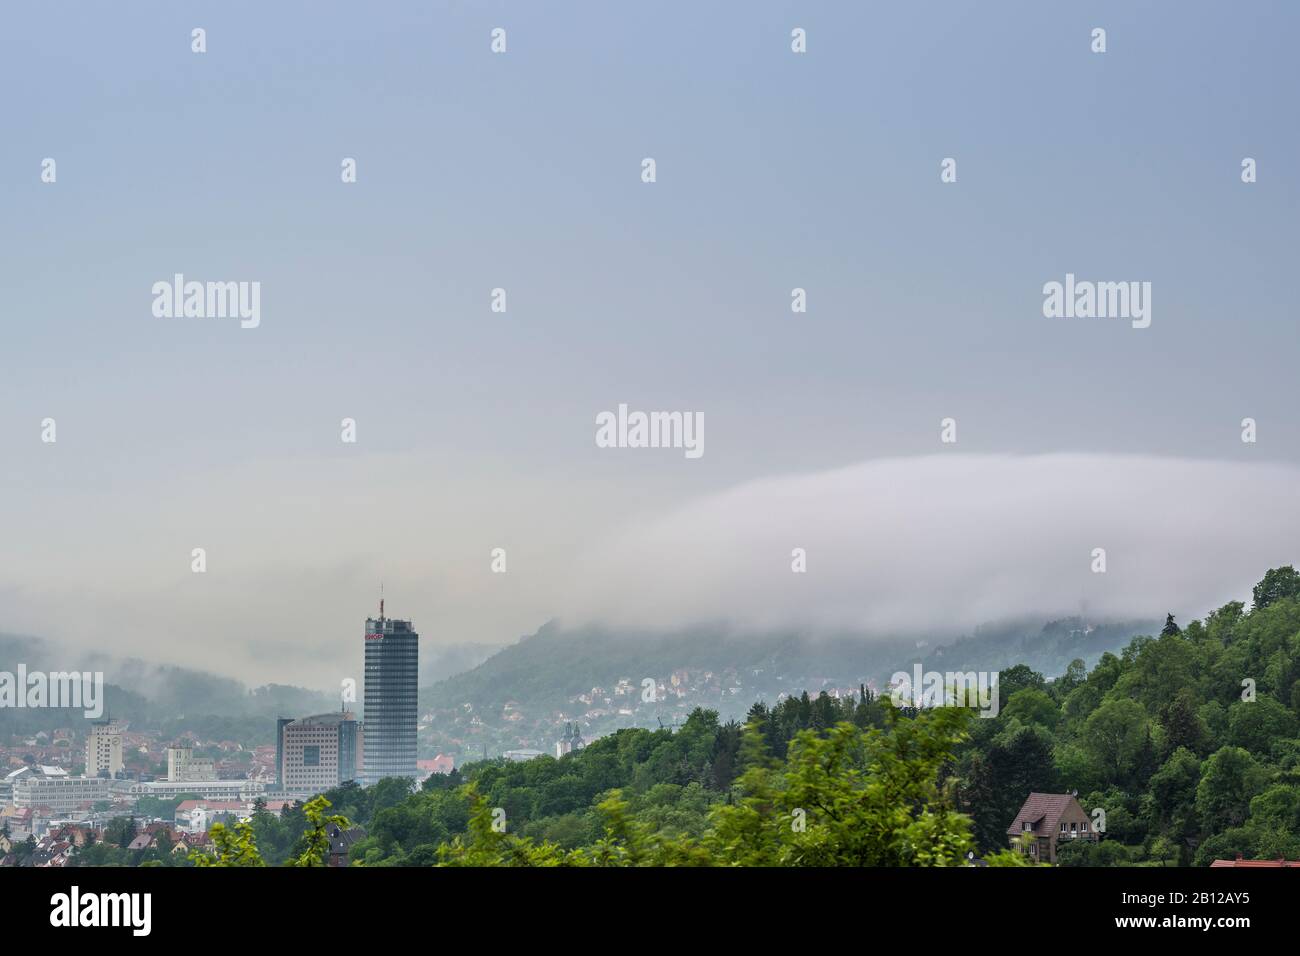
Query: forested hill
346 566 1300 866
928 617 1158 676
69 566 1300 868
422 623 908 714
420 616 1158 717
0 633 337 741
954 566 1300 866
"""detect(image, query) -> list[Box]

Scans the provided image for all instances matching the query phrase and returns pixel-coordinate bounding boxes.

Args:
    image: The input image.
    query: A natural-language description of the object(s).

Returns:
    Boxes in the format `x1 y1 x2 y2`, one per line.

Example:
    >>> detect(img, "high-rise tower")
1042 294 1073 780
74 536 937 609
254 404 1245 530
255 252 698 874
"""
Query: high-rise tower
361 601 418 784
85 720 124 778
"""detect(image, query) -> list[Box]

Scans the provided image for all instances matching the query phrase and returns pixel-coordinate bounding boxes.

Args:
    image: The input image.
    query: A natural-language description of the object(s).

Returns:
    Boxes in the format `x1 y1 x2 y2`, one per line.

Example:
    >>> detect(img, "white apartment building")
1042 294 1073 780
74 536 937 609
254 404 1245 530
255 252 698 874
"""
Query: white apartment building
167 747 217 782
85 721 124 778
175 801 248 834
128 779 266 801
12 767 116 815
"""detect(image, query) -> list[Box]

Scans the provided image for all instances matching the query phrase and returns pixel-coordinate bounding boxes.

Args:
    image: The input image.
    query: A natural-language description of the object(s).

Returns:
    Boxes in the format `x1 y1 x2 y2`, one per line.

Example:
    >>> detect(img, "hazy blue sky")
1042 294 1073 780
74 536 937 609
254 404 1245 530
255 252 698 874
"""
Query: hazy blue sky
2 2 1297 684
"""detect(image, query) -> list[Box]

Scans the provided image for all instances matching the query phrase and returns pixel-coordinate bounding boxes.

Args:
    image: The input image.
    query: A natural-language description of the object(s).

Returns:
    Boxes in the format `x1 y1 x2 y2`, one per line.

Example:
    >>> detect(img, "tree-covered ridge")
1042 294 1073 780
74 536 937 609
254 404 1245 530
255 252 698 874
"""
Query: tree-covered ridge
362 687 948 863
955 566 1300 865
353 565 1300 867
65 566 1300 867
188 701 1030 868
419 617 1155 721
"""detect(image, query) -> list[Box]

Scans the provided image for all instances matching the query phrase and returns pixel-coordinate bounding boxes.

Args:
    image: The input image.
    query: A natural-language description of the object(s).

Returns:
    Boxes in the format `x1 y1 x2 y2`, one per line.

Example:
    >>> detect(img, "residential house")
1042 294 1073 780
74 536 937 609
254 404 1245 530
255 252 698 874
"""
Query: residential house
1006 792 1098 863
175 799 247 833
172 831 213 857
327 823 365 867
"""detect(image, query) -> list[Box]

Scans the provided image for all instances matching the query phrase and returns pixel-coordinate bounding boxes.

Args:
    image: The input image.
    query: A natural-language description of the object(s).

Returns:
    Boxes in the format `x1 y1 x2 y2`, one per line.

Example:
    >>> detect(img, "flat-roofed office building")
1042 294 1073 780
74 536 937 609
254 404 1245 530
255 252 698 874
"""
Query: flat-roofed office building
278 711 363 796
13 767 116 814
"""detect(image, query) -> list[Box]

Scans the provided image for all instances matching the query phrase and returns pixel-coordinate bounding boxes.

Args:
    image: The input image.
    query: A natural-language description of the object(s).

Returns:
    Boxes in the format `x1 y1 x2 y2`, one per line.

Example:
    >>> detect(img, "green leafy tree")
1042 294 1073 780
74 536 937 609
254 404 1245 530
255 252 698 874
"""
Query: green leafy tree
436 783 566 867
705 704 976 866
189 819 265 867
104 815 137 849
1056 659 1088 696
1196 746 1266 833
1083 698 1149 785
1253 566 1300 611
1146 746 1201 836
289 796 352 867
1158 691 1209 758
1003 689 1060 730
956 752 1002 851
996 664 1047 711
1227 698 1297 755
15 835 37 864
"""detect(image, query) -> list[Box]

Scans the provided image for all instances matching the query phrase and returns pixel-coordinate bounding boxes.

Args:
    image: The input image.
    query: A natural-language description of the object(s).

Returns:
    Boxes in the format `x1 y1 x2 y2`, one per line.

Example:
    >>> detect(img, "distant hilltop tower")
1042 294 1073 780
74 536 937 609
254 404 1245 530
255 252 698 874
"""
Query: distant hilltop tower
361 593 419 785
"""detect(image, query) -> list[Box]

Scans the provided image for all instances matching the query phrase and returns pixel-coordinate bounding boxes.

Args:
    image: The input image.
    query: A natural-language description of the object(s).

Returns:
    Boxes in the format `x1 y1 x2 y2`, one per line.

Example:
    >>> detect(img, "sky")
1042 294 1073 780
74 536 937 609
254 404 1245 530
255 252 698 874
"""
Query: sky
1 2 1297 686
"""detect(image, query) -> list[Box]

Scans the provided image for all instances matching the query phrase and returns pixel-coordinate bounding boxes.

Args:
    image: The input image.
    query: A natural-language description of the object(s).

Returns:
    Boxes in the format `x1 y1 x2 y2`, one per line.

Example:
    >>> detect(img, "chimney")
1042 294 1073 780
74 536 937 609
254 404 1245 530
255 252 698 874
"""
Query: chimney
1235 852 1243 861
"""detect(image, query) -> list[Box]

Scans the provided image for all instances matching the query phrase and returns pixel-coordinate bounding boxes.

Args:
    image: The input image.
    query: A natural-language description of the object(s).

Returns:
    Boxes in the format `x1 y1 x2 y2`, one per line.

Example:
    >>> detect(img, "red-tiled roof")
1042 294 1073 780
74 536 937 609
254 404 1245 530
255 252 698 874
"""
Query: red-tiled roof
1210 857 1300 867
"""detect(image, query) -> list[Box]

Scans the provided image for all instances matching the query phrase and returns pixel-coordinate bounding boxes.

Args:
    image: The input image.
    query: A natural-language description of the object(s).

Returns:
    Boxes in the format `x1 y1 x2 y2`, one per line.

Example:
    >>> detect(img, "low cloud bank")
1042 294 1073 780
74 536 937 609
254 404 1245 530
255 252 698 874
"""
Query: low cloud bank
561 454 1299 636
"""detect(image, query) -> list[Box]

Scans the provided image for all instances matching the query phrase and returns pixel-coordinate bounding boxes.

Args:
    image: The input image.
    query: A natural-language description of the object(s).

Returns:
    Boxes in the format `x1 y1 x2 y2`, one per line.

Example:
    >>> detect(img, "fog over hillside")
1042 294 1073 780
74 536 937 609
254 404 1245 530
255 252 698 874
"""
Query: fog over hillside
561 454 1299 635
3 454 1295 685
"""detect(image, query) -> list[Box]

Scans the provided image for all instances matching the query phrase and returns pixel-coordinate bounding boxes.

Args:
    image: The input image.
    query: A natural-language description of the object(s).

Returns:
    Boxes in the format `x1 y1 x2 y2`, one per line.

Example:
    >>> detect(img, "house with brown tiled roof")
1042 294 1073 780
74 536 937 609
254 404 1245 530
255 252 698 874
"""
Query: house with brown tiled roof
1007 792 1098 863
32 836 74 868
327 823 365 867
1210 854 1300 868
420 754 456 775
172 831 213 856
46 824 95 848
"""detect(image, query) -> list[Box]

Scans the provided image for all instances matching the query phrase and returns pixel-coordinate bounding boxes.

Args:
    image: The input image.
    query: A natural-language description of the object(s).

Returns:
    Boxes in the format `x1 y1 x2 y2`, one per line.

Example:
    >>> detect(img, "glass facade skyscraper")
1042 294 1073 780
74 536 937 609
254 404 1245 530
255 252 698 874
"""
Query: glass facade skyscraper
361 612 419 784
